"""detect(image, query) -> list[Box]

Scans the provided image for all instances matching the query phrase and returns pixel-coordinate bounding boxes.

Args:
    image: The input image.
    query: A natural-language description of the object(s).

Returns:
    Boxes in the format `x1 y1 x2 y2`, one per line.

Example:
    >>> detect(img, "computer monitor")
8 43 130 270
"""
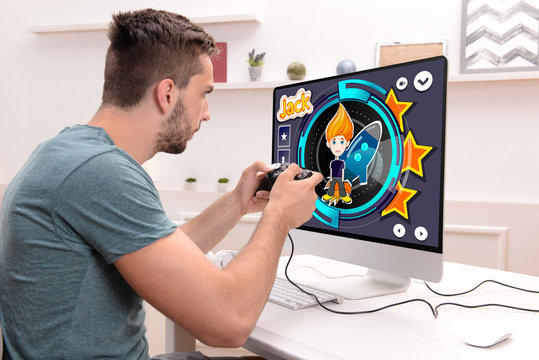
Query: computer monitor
272 56 446 299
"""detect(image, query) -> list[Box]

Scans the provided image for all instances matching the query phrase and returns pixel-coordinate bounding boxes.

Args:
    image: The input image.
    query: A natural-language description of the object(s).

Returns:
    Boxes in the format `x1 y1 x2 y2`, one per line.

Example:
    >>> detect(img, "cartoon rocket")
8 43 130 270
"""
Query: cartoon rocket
343 121 382 185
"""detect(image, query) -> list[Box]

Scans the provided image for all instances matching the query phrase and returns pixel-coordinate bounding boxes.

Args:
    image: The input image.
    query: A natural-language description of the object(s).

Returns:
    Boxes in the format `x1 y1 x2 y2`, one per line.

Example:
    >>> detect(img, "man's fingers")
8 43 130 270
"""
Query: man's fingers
255 190 270 200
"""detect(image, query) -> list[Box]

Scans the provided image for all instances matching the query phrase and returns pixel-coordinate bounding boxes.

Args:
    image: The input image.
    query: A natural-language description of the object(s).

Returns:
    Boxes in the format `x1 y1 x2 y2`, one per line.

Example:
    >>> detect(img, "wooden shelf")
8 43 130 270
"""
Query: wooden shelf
193 13 259 25
212 72 539 91
29 22 108 34
213 81 293 90
449 71 539 83
29 13 259 34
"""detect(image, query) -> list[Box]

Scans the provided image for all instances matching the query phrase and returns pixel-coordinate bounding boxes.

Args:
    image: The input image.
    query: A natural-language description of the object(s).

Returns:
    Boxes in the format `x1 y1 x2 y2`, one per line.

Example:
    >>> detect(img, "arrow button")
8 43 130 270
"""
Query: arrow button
393 224 406 238
414 226 428 241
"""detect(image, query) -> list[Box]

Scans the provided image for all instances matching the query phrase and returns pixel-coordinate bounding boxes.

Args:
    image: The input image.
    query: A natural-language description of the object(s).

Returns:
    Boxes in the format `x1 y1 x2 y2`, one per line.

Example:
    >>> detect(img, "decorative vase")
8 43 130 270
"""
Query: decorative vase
248 66 263 82
185 182 197 191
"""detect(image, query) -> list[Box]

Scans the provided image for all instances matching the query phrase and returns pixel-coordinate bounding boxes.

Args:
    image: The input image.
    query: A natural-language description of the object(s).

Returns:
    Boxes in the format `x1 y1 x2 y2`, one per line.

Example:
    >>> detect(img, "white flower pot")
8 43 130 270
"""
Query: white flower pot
217 183 230 192
248 66 263 82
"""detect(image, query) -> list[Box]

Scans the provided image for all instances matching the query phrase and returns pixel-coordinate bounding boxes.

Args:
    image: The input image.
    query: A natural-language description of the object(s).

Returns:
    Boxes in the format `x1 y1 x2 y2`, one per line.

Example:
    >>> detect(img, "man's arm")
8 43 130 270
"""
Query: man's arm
114 164 322 347
180 161 271 253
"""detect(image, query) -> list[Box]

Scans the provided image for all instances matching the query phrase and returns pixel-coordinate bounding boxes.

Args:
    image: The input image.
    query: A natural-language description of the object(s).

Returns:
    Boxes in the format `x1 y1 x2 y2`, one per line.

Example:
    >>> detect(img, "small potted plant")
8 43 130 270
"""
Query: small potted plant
247 48 266 82
185 177 197 191
217 177 230 192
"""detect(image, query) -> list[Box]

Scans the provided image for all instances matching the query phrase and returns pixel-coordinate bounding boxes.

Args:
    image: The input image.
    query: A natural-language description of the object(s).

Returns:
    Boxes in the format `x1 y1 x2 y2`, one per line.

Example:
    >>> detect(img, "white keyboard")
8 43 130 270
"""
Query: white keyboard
269 277 343 310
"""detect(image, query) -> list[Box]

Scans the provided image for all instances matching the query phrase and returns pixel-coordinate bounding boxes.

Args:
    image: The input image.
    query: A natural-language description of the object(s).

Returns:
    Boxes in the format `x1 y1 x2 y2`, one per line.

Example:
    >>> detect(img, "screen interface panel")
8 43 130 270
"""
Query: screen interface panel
272 57 446 252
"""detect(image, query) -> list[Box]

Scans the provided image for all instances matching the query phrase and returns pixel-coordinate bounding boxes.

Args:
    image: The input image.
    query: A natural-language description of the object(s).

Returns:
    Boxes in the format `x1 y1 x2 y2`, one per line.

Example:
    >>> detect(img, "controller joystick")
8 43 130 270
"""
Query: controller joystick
257 163 313 192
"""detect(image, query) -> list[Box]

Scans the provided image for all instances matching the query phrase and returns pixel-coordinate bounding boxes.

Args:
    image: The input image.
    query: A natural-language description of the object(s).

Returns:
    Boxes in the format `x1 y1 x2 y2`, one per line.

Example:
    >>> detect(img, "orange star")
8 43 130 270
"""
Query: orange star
402 131 433 178
385 88 413 133
381 182 417 220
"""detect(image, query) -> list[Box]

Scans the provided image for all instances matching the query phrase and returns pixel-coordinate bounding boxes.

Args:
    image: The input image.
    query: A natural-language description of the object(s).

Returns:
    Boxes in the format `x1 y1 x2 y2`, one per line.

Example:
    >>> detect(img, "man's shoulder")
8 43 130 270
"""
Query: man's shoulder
44 125 139 171
14 125 145 196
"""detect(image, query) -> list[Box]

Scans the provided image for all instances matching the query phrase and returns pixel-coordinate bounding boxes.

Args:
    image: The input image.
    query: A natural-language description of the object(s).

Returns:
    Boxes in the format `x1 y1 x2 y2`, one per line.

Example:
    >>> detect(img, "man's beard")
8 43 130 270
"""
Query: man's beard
154 97 193 155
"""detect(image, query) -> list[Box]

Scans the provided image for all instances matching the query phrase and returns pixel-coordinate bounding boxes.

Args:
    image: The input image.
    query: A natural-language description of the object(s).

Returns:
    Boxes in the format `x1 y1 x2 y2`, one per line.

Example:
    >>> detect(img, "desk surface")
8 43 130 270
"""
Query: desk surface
243 255 539 360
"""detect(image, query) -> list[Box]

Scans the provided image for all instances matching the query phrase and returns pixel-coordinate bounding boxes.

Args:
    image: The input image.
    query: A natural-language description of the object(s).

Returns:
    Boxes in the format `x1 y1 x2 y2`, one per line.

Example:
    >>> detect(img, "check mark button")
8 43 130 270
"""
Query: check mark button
414 71 433 92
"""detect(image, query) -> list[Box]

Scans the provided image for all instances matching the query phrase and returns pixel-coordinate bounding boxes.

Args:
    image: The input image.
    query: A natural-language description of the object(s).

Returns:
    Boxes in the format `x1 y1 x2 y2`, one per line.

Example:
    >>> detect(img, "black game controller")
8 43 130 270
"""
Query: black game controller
257 163 313 192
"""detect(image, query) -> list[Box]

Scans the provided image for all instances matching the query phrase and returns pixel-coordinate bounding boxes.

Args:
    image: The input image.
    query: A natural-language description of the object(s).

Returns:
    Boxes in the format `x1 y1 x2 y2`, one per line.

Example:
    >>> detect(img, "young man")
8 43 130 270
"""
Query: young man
0 9 322 360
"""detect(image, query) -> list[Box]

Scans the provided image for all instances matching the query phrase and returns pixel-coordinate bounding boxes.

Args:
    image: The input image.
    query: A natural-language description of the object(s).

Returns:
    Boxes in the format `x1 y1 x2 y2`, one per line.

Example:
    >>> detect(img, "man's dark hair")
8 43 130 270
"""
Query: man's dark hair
102 9 219 108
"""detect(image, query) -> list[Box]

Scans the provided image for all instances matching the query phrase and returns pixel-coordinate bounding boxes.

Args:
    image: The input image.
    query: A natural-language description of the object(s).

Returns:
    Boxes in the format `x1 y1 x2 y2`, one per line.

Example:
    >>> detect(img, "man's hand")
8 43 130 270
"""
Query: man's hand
265 163 323 229
230 161 272 215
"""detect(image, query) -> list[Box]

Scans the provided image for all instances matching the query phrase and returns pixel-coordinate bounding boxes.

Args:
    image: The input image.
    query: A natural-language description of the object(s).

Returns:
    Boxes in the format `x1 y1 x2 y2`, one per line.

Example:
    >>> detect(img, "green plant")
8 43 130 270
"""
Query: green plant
247 49 266 66
217 177 230 183
185 177 197 183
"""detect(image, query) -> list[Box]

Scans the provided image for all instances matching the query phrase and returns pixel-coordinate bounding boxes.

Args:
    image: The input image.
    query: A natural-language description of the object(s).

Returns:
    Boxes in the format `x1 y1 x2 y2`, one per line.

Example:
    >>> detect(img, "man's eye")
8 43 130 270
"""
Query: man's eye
340 140 344 145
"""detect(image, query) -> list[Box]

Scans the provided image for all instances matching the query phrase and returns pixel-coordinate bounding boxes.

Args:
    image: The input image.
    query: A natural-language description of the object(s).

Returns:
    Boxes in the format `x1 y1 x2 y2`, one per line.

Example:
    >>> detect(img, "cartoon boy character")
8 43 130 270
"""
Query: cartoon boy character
323 103 354 205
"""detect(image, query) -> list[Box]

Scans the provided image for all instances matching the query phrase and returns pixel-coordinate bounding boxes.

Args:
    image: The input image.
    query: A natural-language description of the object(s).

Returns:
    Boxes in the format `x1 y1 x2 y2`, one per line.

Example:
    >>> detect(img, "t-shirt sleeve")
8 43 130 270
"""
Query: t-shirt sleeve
52 151 177 264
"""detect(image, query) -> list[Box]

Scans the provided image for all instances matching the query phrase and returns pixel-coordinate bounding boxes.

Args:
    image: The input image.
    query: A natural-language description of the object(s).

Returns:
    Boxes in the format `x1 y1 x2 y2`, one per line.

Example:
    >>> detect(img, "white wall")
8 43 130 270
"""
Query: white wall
1 1 538 201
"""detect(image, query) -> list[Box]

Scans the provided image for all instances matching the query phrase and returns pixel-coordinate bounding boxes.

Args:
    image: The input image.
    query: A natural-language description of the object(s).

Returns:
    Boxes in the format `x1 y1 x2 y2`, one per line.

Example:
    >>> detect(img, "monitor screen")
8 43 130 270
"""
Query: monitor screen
272 56 447 296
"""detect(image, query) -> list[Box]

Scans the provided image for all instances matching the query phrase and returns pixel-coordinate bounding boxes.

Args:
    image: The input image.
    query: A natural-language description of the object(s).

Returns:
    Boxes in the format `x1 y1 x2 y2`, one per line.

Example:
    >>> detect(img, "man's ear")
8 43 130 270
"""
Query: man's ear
155 78 175 114
326 141 331 148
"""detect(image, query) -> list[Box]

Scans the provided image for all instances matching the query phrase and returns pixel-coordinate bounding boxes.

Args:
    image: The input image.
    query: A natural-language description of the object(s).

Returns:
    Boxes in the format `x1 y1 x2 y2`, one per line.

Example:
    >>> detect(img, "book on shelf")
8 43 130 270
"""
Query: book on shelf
212 42 227 83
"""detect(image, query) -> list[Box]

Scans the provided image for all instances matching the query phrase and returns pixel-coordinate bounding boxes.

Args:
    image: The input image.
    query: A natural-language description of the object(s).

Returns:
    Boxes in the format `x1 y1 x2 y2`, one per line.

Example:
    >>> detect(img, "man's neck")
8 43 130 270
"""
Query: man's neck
88 104 158 164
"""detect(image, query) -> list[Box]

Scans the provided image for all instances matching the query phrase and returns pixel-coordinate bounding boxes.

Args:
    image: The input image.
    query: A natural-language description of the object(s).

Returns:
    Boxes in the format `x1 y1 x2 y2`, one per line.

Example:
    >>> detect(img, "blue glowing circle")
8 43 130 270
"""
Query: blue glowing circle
361 142 368 151
354 153 362 162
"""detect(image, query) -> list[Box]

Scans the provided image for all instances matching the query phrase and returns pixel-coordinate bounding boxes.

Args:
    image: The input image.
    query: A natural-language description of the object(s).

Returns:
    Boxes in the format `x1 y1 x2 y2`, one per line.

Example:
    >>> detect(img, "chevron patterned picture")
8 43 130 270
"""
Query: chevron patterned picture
461 0 539 72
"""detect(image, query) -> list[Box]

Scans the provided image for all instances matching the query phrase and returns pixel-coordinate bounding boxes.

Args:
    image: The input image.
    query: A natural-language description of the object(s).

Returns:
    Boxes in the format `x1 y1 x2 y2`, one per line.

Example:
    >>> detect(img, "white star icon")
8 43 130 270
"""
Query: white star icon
281 132 287 141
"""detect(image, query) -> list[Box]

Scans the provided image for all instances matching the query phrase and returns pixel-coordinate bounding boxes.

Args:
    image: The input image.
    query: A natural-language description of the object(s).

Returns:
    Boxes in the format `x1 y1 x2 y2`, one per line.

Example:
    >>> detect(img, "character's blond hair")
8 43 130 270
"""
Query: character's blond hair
325 103 354 141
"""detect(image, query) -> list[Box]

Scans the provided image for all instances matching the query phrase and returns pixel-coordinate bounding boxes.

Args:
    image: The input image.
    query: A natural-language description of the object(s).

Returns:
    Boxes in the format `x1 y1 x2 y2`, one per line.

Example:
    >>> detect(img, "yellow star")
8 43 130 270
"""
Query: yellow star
385 88 413 133
402 131 433 178
381 182 417 220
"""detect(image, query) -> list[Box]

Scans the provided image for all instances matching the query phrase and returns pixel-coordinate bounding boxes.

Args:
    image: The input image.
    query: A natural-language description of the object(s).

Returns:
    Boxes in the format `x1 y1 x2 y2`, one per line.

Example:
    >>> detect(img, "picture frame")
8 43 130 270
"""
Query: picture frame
460 0 539 73
375 40 447 67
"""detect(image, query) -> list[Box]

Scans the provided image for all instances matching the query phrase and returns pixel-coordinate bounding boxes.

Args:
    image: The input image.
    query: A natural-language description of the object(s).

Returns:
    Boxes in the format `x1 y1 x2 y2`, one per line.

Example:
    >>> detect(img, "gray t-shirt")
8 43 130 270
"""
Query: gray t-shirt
0 125 177 359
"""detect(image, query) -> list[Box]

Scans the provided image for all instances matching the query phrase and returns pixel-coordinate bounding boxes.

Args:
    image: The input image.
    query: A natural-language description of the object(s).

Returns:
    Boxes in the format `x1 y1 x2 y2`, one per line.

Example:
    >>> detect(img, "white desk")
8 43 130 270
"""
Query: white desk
243 255 539 360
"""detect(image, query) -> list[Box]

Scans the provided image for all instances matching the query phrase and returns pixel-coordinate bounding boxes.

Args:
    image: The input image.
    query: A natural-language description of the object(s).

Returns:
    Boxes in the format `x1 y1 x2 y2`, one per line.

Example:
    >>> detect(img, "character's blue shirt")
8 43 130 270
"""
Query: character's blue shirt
330 159 345 179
